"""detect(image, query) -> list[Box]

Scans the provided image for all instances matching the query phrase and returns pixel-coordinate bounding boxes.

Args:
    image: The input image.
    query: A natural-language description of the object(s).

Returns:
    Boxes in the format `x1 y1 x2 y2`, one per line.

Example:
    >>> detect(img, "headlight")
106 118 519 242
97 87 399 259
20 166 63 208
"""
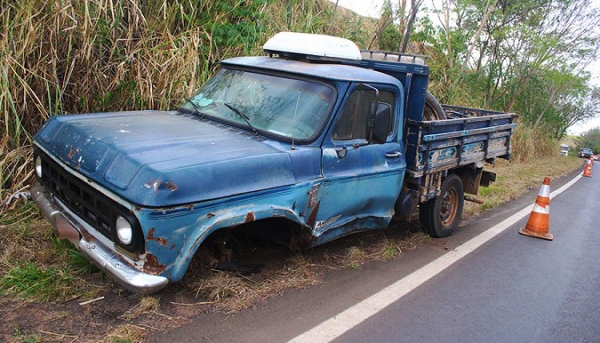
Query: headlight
35 156 43 178
116 216 133 245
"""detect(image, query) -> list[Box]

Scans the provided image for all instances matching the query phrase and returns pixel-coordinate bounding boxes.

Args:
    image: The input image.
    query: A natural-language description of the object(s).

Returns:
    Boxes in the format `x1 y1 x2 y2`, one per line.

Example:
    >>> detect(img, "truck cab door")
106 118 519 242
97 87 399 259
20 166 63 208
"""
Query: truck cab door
314 86 406 237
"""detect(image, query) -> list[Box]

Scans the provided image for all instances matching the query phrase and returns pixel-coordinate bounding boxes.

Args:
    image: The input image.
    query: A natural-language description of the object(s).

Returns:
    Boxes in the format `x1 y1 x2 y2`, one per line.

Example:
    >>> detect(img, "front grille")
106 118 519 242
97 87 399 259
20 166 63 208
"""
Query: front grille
36 149 117 240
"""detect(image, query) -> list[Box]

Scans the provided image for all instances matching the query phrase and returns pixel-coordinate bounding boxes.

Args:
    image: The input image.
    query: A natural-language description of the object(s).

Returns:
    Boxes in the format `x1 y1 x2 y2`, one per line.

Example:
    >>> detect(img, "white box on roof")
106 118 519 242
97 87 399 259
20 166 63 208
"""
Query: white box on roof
263 32 362 61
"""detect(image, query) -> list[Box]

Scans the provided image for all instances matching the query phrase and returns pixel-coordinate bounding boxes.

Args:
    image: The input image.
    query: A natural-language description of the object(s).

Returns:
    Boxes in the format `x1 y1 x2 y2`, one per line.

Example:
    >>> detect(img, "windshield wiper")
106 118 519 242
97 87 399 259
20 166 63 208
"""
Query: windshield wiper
224 102 258 135
179 98 205 118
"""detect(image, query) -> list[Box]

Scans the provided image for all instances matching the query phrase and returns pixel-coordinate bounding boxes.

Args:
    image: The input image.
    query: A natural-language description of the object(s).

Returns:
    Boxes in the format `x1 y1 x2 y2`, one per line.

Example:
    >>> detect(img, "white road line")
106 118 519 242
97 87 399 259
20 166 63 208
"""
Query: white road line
287 174 581 343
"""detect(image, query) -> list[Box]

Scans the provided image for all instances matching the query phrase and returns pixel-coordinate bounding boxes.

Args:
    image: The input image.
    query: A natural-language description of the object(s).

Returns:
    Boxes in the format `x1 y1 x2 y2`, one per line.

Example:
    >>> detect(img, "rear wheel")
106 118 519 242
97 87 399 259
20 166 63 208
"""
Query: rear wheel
419 174 464 237
423 91 447 121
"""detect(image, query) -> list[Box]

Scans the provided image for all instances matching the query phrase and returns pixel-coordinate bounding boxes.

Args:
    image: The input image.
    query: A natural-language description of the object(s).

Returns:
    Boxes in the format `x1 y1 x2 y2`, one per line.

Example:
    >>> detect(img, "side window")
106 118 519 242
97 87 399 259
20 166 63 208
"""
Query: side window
332 89 395 141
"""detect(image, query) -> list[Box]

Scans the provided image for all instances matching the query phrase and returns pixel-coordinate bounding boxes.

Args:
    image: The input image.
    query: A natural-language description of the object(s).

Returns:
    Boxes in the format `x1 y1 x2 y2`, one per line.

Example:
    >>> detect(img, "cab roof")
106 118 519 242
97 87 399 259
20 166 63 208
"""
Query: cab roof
221 56 403 87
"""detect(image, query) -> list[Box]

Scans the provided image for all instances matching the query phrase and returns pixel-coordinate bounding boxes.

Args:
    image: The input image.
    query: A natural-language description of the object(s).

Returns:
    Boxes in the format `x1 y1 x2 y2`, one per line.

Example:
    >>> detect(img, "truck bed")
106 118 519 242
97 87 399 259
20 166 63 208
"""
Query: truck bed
404 105 517 178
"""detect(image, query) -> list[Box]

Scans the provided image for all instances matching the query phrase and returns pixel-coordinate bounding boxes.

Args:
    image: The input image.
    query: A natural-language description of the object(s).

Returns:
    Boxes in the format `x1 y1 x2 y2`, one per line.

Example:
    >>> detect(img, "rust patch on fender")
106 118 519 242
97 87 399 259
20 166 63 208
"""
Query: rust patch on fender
290 226 316 251
144 253 166 274
165 181 178 192
145 179 162 194
68 146 79 159
80 229 94 241
306 202 320 228
147 228 168 246
245 212 255 222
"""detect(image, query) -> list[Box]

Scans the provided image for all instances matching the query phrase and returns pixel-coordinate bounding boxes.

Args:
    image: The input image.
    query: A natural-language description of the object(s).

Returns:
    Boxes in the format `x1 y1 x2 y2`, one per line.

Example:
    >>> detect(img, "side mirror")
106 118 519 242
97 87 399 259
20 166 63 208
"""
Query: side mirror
368 102 392 144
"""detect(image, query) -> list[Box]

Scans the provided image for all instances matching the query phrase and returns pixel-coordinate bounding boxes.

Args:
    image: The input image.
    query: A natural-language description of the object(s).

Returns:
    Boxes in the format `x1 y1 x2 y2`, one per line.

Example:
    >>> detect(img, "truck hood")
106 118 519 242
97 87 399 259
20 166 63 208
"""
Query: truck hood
35 111 297 207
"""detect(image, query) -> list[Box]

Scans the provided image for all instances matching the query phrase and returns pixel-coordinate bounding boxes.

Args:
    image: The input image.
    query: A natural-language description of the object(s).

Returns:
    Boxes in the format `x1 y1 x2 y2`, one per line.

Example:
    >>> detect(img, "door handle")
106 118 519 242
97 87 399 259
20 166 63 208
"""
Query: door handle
335 146 347 159
385 151 402 159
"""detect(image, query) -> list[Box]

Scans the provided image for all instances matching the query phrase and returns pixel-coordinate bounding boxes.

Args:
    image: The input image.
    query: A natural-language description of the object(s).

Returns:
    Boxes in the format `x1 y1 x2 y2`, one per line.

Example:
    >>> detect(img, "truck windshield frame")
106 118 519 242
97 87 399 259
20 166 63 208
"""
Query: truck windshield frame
179 67 336 143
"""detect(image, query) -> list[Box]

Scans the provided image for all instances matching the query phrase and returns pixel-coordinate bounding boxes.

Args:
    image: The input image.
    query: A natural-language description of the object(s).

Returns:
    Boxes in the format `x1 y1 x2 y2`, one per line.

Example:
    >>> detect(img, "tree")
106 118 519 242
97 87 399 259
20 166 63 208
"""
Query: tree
461 0 497 71
576 128 600 153
373 0 425 52
420 0 600 137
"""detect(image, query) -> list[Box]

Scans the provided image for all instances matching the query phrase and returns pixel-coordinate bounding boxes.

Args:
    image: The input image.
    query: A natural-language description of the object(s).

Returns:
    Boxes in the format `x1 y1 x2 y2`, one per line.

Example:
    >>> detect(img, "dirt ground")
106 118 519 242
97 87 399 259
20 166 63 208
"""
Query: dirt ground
0 217 431 343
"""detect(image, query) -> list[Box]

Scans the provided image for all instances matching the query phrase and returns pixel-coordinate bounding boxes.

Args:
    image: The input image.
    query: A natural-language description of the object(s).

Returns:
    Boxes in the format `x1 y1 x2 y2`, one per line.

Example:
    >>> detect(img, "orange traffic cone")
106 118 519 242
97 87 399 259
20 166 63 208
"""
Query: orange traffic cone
583 158 592 177
519 177 553 241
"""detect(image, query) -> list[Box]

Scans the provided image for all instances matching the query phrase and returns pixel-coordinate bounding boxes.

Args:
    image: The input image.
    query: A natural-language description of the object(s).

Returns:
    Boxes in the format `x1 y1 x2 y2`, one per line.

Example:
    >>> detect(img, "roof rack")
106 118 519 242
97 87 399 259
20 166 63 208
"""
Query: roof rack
360 50 428 66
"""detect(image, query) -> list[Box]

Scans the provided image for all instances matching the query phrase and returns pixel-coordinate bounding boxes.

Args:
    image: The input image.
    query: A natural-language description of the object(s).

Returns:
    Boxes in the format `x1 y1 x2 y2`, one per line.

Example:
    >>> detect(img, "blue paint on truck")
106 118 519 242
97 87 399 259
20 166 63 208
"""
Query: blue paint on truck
32 33 516 294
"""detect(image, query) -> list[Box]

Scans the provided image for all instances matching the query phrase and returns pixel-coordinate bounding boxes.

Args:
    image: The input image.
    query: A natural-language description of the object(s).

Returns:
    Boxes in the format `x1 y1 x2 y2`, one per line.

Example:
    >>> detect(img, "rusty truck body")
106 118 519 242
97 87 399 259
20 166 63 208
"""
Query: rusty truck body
32 32 516 294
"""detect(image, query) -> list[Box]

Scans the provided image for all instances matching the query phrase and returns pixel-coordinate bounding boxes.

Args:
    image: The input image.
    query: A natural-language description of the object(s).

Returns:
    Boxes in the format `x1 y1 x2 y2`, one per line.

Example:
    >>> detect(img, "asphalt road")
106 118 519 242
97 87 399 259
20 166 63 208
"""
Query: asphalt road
149 166 600 343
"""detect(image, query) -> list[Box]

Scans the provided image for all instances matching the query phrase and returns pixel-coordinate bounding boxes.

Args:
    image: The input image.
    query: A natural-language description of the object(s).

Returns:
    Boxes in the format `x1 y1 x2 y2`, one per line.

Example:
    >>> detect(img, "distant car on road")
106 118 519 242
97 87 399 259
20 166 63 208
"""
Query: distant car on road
578 148 594 158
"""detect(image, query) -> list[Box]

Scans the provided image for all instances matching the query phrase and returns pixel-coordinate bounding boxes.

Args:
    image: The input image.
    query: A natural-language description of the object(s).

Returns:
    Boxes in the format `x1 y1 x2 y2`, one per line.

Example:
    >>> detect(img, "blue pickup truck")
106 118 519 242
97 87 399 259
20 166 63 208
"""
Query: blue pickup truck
31 32 516 294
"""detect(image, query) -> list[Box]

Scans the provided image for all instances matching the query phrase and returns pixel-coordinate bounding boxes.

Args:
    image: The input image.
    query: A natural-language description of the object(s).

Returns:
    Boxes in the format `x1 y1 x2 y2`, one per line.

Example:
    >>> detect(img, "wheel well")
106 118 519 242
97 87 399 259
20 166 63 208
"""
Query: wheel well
191 217 314 269
451 164 487 195
227 217 313 251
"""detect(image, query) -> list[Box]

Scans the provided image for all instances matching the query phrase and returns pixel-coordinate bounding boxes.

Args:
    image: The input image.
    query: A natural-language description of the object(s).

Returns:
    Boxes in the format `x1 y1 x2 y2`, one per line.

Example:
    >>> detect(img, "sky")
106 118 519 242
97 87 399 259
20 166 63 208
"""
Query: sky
329 0 387 18
328 0 600 136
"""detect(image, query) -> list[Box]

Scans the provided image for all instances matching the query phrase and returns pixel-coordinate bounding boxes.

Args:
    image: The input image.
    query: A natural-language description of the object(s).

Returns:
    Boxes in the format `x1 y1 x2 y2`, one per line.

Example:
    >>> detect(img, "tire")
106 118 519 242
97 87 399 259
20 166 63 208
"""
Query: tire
423 91 447 121
419 174 464 237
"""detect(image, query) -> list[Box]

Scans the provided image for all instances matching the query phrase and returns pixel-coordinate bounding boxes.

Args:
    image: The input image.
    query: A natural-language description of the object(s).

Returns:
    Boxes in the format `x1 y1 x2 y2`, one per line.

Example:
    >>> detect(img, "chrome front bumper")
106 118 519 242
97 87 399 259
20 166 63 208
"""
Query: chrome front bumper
31 182 169 295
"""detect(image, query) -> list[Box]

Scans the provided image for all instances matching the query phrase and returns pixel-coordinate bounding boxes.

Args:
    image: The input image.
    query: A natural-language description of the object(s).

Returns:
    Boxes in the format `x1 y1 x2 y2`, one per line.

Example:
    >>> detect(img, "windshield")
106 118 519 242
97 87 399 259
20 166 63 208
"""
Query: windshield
180 68 336 141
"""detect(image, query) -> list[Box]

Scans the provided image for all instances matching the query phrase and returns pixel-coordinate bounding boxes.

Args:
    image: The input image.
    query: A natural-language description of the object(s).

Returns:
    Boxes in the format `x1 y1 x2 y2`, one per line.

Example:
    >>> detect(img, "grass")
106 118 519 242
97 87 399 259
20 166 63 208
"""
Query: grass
120 296 161 321
0 205 102 302
0 262 78 301
464 155 584 217
104 325 147 343
180 227 431 313
187 252 323 313
11 327 41 343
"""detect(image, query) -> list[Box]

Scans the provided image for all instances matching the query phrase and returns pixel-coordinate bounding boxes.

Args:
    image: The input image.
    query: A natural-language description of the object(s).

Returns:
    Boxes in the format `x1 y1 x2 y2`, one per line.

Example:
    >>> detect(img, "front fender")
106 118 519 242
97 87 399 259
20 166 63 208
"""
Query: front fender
167 204 305 281
137 180 322 283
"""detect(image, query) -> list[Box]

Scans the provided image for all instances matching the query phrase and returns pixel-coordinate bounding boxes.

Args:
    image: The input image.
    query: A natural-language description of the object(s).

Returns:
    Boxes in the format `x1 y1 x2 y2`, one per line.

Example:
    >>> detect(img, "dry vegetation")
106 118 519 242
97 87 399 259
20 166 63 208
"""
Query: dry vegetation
464 155 584 217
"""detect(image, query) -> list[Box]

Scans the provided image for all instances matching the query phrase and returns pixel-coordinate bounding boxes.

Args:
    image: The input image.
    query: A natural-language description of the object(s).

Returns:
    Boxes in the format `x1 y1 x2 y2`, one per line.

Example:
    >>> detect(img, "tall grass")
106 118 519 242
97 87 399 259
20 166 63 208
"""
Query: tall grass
510 122 557 162
0 0 371 211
